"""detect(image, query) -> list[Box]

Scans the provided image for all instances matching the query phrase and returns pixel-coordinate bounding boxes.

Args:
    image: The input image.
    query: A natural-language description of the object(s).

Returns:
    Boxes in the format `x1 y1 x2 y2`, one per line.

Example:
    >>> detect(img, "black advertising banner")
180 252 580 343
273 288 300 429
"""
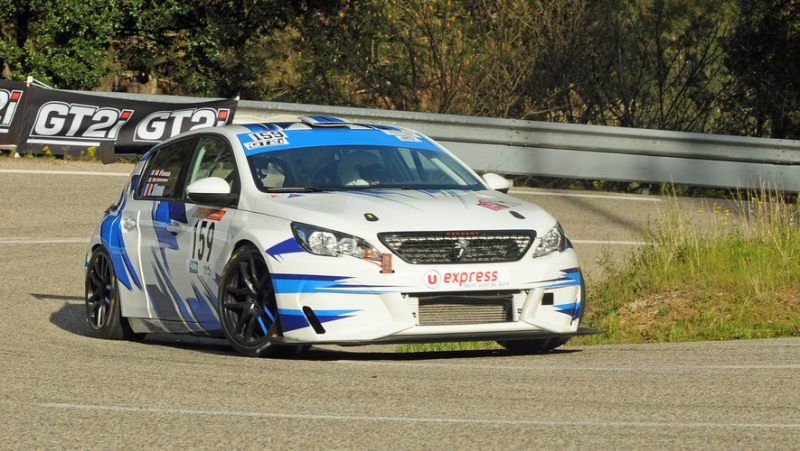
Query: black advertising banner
18 87 237 155
0 80 28 146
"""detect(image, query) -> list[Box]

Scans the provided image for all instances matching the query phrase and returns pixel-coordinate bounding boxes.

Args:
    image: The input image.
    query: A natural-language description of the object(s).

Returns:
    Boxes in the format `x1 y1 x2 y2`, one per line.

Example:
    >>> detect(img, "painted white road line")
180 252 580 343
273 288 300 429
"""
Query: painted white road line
35 402 800 429
1 237 647 246
335 360 800 372
572 239 646 246
509 189 662 202
0 238 90 244
0 169 129 177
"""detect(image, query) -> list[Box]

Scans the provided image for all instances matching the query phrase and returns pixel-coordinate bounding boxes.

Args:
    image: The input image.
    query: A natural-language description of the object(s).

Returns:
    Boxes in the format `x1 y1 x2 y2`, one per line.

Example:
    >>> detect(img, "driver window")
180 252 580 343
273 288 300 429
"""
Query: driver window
186 136 238 194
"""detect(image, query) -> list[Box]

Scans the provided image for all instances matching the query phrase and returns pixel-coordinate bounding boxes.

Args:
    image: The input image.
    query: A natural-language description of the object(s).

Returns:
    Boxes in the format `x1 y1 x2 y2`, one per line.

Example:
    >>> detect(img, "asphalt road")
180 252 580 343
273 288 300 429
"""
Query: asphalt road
1 158 798 450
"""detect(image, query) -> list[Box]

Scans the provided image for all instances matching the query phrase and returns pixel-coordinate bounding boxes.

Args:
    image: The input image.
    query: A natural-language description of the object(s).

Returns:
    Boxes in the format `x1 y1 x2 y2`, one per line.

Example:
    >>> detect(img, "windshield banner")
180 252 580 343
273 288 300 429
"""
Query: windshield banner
15 86 237 156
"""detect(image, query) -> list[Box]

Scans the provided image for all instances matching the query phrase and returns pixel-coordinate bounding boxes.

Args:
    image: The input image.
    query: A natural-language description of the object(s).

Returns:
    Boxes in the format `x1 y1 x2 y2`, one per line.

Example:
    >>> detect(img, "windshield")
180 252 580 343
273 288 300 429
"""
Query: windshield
247 145 484 192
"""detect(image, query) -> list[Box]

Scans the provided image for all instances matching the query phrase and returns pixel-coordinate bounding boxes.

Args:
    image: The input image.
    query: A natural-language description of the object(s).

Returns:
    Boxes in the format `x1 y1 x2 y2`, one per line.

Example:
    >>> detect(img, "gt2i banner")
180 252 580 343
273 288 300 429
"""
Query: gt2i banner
18 87 237 155
0 80 27 146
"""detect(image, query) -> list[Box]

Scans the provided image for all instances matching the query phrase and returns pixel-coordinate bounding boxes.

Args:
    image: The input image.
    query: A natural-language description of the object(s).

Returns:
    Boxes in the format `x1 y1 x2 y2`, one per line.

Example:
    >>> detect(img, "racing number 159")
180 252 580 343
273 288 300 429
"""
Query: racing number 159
192 220 215 262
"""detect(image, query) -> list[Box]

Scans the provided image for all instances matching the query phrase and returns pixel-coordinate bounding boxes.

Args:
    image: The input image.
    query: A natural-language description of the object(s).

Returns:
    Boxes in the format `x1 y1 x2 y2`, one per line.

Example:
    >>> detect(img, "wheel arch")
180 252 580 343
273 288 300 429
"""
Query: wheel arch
227 227 293 275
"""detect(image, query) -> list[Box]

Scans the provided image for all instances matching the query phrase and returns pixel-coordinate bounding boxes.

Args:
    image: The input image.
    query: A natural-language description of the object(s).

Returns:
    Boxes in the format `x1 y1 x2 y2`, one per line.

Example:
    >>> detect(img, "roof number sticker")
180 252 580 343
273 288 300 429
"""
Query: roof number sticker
244 131 288 150
380 129 421 143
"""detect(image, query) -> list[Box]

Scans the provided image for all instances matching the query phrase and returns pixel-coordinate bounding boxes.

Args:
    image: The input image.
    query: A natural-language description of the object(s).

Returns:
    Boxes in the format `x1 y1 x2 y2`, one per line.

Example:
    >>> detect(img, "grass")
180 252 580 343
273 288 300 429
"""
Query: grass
398 186 800 352
578 186 800 344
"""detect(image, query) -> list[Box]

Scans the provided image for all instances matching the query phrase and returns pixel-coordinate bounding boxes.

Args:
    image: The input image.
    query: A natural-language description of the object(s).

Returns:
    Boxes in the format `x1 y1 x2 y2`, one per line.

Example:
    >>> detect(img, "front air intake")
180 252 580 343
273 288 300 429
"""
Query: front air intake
302 307 326 334
413 291 516 325
378 230 535 264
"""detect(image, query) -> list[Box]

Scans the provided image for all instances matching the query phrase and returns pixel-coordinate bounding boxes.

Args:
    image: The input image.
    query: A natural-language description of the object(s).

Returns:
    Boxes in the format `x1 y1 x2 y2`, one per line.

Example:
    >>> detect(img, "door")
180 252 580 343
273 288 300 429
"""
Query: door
135 135 240 333
174 135 240 333
134 137 197 331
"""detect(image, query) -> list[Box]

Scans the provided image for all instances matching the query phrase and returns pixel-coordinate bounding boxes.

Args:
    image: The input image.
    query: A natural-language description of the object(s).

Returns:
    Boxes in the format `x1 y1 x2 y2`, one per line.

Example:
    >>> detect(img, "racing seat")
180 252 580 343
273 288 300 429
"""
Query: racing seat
337 151 386 186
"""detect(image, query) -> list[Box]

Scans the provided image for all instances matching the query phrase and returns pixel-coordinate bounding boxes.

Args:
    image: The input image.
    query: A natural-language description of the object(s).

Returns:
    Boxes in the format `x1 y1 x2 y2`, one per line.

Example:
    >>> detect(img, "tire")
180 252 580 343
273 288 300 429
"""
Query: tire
85 247 144 340
218 245 306 358
498 272 586 353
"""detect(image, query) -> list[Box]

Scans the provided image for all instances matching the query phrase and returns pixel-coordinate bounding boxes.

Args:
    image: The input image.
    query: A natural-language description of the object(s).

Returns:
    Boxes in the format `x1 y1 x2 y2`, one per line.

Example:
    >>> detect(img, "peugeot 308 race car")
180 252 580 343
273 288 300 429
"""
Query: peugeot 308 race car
85 116 596 357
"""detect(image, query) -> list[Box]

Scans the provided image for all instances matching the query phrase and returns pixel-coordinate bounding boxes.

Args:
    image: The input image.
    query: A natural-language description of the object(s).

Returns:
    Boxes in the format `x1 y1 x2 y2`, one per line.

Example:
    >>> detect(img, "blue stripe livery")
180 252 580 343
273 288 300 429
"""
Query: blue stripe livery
240 128 440 157
272 273 395 294
265 238 304 261
99 197 142 291
538 267 581 289
544 268 582 320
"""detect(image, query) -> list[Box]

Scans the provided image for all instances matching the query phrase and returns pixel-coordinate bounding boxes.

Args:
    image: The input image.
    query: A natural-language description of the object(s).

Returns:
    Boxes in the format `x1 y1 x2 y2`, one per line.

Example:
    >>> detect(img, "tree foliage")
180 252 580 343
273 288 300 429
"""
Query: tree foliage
0 0 116 88
1 0 798 139
723 0 799 139
286 0 484 114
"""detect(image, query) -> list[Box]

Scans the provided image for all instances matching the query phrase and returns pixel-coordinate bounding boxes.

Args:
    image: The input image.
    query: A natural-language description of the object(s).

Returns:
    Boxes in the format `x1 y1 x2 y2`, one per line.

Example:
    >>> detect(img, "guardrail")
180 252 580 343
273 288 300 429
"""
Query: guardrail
73 91 800 191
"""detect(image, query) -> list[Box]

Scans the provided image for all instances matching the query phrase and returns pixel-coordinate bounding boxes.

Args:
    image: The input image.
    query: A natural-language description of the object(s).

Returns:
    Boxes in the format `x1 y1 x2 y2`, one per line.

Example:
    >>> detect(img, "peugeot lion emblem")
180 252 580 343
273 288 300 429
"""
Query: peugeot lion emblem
452 238 471 261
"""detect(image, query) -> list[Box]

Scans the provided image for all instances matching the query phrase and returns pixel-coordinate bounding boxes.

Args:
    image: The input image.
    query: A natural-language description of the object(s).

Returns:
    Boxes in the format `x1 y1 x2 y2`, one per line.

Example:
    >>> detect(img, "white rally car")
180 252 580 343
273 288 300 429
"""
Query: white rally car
85 116 596 357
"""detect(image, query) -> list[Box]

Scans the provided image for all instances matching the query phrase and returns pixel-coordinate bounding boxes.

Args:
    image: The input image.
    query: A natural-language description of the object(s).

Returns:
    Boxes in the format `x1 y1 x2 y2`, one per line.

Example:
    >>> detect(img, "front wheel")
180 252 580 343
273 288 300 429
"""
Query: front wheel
85 247 144 340
217 245 307 358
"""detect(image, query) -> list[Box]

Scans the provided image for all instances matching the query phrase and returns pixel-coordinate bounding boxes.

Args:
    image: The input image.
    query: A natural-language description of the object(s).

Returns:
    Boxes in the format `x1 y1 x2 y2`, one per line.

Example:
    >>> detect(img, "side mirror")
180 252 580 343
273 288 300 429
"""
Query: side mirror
482 173 511 194
186 177 239 206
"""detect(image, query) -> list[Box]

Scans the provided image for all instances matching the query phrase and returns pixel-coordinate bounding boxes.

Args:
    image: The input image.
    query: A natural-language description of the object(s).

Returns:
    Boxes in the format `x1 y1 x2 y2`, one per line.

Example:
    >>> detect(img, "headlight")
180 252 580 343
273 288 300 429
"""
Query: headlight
533 223 567 257
292 223 381 261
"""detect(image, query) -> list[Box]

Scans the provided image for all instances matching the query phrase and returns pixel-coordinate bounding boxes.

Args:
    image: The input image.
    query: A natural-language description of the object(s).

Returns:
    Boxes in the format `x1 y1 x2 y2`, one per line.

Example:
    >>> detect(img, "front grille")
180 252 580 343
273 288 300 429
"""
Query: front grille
379 230 534 264
414 291 515 326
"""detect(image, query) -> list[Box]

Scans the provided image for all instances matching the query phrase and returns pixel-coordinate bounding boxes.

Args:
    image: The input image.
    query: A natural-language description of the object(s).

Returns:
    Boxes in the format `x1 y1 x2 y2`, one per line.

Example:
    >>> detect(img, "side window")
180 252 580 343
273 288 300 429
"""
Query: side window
137 139 196 199
186 136 239 194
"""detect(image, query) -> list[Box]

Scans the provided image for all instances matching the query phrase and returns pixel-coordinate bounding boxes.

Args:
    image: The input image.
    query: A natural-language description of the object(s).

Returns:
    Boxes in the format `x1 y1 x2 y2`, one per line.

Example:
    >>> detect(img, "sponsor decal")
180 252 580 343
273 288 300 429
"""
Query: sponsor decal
478 199 508 211
142 168 171 197
29 101 133 141
17 88 237 155
423 269 509 289
242 130 288 149
396 135 421 143
379 128 423 142
192 207 227 221
135 108 230 143
424 270 442 289
477 199 522 211
189 260 199 274
0 88 23 133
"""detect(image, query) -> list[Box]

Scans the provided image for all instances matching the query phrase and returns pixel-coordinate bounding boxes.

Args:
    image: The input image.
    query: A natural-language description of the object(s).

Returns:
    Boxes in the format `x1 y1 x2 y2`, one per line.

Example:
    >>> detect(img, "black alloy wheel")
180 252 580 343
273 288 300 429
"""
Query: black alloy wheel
85 247 143 340
218 245 307 357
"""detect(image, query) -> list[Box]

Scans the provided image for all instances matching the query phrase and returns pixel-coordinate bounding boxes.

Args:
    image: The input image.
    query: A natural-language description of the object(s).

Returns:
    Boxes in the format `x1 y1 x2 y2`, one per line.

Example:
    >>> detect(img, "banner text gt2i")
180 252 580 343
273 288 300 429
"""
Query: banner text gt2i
85 116 597 357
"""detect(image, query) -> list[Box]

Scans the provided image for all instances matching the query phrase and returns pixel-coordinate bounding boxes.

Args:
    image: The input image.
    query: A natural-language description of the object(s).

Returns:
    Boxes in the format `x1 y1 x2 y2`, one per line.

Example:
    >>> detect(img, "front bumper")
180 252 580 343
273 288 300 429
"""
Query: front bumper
272 327 599 346
267 244 590 345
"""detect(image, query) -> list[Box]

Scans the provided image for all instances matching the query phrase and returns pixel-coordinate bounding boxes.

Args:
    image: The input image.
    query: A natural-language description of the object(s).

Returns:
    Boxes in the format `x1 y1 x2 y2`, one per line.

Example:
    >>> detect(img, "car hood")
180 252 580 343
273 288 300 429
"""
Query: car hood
243 189 557 237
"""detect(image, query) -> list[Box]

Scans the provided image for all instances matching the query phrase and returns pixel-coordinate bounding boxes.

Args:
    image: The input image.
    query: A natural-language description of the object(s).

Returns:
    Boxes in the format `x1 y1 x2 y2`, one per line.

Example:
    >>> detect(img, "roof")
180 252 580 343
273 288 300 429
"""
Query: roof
228 116 443 156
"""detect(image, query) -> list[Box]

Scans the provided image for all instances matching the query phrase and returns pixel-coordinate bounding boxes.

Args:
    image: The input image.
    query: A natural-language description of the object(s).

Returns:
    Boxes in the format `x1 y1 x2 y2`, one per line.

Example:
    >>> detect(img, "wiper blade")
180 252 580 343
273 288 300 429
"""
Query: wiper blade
265 186 346 193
